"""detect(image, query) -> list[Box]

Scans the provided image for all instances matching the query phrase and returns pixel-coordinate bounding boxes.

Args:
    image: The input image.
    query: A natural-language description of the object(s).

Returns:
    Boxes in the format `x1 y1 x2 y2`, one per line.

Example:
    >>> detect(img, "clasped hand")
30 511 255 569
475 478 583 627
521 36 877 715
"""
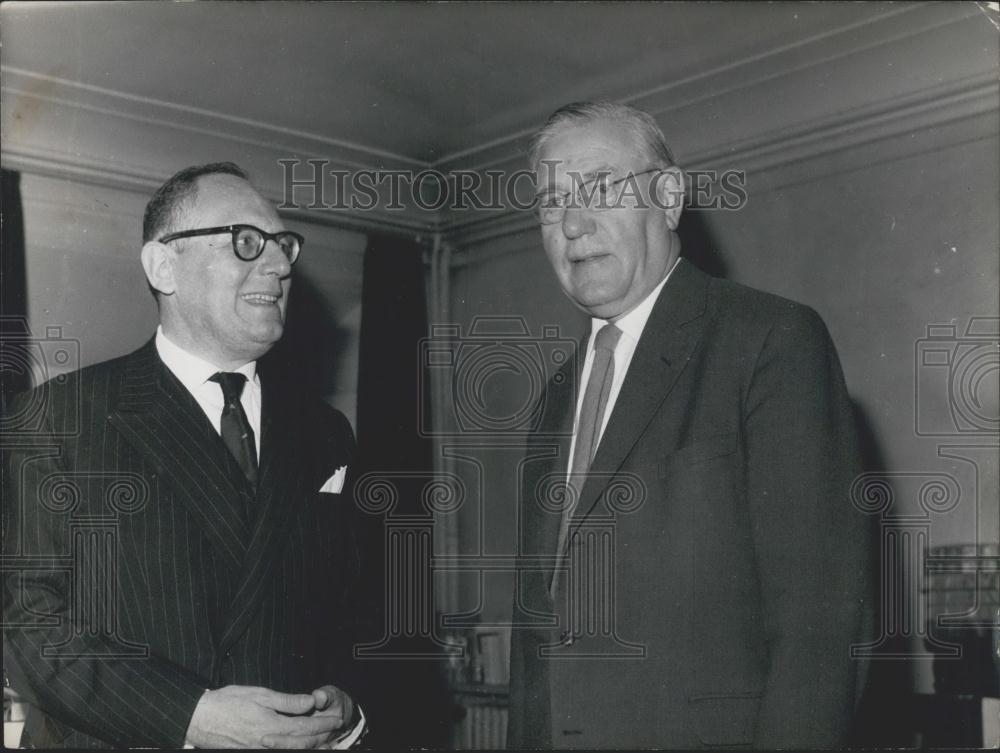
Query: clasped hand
186 684 355 749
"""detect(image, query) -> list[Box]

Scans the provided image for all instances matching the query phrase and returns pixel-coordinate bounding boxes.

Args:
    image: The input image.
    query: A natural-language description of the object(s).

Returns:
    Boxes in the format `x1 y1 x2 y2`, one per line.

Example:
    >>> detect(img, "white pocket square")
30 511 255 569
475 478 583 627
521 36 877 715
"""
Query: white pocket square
320 465 347 494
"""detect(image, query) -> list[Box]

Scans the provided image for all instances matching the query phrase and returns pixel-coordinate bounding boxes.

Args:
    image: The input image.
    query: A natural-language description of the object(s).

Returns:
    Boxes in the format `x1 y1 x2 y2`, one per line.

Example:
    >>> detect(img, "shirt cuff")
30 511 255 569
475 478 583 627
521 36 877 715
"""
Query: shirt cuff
327 704 367 749
182 688 210 748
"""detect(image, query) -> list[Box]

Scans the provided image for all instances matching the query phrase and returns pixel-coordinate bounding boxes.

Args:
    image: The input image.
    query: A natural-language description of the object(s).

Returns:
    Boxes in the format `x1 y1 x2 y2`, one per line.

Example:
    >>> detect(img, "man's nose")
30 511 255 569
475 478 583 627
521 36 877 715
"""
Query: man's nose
258 240 293 277
561 206 596 239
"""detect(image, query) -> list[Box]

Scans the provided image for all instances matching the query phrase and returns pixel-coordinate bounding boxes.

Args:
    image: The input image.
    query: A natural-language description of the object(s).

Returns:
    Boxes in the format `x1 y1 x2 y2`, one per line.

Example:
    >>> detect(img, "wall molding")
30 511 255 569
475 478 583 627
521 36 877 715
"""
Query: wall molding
684 73 999 172
1 65 428 172
445 73 999 249
2 66 437 239
1 139 438 240
434 3 985 174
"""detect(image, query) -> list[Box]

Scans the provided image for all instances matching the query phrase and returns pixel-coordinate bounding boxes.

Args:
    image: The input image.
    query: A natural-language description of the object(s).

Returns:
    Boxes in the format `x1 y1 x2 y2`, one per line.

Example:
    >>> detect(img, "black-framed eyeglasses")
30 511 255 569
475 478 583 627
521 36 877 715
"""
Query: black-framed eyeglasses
535 167 664 225
158 224 303 264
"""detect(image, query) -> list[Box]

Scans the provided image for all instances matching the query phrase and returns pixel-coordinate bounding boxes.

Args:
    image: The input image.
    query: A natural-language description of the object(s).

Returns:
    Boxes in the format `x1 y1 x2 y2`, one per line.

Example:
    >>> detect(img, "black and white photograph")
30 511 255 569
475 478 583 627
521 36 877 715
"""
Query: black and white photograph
2 2 998 749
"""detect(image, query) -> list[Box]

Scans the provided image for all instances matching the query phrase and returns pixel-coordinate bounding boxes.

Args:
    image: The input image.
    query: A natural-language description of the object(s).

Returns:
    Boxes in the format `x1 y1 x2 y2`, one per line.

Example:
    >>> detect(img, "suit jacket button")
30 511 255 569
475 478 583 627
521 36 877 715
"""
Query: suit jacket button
559 630 574 646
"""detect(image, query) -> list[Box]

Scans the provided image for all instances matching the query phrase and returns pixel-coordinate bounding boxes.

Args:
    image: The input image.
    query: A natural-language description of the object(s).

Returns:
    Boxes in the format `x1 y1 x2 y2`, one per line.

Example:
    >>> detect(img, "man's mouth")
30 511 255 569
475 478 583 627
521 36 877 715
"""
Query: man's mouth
241 293 281 305
571 253 609 265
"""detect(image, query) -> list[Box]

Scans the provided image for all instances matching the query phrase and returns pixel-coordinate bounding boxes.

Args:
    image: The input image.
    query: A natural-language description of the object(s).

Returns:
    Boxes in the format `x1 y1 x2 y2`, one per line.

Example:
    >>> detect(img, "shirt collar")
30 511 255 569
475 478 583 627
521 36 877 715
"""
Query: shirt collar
154 326 257 394
589 256 681 345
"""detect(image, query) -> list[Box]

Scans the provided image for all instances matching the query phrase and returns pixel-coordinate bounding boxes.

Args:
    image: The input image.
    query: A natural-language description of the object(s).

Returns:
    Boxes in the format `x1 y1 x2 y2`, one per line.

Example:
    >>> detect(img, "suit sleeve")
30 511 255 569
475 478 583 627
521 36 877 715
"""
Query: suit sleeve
2 388 207 748
742 306 872 748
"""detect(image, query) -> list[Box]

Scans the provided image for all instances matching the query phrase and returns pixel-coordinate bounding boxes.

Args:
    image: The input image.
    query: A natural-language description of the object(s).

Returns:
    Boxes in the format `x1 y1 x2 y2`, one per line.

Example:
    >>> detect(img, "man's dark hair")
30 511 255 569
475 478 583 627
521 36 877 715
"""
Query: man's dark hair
142 162 249 243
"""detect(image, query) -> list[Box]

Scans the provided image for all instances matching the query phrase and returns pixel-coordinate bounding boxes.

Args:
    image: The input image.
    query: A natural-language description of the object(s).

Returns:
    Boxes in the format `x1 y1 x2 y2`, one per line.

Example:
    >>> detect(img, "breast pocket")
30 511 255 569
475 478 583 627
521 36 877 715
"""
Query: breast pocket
660 432 738 478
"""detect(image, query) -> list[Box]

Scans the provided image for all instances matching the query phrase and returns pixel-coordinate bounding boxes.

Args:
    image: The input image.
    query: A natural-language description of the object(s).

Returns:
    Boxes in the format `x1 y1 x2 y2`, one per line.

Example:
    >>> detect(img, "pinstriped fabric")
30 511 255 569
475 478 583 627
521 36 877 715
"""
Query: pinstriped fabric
2 339 359 748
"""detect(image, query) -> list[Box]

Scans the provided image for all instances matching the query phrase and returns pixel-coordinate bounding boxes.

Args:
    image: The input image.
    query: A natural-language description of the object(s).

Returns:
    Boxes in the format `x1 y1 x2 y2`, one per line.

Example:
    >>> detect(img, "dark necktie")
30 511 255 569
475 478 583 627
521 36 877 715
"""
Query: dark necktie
551 322 622 597
209 372 259 488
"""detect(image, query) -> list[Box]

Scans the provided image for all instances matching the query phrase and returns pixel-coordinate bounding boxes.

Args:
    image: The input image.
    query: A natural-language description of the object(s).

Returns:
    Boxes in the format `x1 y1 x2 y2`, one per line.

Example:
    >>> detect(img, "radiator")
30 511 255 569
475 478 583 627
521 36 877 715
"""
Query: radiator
452 685 509 750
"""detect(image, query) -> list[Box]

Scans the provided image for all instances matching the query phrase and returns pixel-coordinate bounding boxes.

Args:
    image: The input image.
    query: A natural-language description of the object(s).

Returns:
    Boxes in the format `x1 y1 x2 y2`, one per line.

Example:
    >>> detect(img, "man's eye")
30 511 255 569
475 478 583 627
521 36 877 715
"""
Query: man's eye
594 176 613 195
539 194 565 209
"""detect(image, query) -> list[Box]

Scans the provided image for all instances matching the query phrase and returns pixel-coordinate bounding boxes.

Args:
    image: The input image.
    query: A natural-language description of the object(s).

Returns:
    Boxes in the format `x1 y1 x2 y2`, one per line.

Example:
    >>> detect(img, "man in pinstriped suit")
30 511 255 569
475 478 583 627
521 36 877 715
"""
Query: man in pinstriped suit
3 163 367 748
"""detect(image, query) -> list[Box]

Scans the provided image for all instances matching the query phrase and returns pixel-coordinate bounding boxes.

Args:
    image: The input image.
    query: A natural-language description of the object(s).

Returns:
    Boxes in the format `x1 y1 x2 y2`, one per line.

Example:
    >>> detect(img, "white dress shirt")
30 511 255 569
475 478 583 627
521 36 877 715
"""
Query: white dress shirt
566 257 680 478
154 327 262 461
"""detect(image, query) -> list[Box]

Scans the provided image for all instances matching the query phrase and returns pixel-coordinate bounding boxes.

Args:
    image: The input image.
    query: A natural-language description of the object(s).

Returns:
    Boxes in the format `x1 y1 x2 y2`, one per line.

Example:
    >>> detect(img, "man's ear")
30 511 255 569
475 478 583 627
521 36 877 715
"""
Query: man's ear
140 241 177 296
655 167 685 231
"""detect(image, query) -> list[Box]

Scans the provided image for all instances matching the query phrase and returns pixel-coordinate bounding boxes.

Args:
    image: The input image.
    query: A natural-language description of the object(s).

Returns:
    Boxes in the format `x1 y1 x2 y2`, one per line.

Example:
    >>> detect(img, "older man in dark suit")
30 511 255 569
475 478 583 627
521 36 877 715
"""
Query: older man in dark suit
507 102 872 749
3 163 366 748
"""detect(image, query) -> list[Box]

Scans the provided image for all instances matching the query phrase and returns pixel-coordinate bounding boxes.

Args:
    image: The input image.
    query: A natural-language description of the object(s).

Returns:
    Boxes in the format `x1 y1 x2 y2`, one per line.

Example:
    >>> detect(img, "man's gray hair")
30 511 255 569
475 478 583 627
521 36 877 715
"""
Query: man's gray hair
528 101 676 170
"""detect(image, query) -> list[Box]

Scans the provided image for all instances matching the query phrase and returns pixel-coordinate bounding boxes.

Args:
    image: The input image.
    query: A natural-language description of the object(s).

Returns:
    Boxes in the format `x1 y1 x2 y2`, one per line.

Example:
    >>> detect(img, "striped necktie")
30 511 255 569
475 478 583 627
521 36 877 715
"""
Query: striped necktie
551 322 622 597
209 372 259 488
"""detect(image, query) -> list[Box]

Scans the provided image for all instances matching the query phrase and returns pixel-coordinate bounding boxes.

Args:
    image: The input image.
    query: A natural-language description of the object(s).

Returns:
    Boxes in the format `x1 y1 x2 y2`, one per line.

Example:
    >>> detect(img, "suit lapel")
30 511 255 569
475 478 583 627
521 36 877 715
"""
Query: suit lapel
573 260 710 523
109 340 250 570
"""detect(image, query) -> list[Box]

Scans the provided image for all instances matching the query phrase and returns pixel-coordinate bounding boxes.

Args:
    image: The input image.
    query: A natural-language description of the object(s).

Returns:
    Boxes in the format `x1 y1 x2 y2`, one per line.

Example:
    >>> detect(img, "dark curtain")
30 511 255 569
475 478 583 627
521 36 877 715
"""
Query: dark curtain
1 170 29 712
355 234 433 502
352 234 451 748
1 168 30 405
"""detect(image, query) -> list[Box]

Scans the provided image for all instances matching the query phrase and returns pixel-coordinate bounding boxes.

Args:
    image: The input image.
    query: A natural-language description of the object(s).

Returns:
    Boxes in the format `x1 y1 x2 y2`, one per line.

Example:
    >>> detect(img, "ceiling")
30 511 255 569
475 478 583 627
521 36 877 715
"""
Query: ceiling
1 1 907 166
